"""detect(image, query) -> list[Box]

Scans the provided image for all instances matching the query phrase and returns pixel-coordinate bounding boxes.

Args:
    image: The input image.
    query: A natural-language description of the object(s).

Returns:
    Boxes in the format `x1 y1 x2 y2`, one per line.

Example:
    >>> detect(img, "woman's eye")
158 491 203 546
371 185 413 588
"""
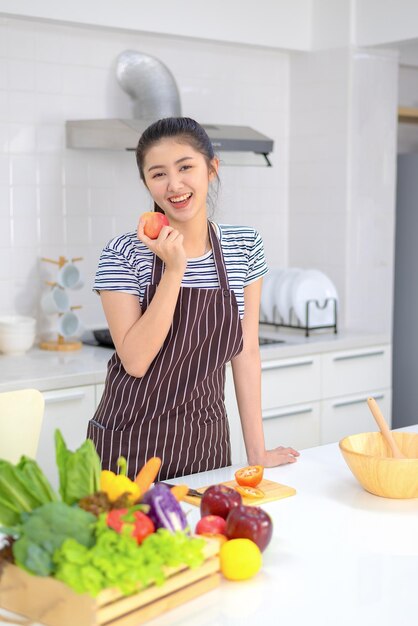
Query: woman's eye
152 172 165 179
180 165 192 171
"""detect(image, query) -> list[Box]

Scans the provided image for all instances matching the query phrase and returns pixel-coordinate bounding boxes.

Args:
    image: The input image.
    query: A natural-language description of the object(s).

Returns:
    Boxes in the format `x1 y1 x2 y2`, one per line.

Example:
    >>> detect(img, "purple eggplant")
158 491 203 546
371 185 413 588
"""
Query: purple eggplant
141 483 189 533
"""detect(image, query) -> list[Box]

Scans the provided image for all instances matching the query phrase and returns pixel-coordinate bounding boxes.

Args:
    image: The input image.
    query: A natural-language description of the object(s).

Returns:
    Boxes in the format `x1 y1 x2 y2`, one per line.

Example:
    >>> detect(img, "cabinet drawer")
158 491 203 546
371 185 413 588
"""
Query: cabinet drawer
262 355 321 409
321 388 392 444
37 385 96 487
262 401 320 450
321 345 391 398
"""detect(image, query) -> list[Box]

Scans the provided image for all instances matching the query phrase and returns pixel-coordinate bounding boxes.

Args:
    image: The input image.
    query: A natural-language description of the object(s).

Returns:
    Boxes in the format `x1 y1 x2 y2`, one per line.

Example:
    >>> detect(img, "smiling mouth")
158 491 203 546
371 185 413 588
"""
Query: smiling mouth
168 192 193 205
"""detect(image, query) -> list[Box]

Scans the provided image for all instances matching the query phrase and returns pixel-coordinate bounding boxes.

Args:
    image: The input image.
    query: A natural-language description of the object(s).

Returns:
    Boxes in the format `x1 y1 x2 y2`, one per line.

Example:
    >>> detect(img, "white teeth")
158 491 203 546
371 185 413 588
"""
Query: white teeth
169 193 192 203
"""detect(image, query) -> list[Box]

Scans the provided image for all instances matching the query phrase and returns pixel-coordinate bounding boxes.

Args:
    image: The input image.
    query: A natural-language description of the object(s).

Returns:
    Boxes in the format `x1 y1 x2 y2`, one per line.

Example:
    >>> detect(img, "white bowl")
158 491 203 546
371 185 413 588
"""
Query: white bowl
0 325 36 355
0 315 36 329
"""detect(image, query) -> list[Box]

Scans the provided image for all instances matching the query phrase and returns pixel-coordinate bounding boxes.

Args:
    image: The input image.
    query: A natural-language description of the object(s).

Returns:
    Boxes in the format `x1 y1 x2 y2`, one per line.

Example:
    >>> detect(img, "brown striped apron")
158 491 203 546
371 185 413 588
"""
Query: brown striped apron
87 221 243 481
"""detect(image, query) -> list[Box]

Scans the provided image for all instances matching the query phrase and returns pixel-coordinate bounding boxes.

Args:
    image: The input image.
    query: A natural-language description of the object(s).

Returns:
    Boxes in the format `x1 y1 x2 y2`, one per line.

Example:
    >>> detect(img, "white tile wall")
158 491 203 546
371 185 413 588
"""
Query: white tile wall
0 17 289 333
288 47 398 333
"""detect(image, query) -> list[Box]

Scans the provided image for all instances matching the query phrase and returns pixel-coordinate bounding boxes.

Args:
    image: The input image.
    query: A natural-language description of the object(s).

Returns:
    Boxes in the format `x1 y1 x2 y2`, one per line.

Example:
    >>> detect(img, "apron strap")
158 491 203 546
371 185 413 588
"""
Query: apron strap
151 221 230 290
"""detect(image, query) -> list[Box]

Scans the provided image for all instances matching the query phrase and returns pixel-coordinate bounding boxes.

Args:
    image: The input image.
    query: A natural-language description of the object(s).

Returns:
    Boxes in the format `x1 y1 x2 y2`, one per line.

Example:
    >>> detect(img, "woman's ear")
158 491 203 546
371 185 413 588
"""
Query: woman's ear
209 157 220 181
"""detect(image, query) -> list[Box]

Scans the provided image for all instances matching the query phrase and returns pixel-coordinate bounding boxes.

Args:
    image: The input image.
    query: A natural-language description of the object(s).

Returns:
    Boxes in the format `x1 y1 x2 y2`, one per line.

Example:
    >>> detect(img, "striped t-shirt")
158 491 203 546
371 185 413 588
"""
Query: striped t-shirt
94 223 268 318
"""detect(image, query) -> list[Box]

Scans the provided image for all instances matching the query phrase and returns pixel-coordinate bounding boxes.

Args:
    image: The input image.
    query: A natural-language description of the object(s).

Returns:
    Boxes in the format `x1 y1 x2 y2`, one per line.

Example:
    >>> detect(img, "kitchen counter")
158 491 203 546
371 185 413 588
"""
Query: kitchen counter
157 426 418 626
1 428 415 626
0 329 390 393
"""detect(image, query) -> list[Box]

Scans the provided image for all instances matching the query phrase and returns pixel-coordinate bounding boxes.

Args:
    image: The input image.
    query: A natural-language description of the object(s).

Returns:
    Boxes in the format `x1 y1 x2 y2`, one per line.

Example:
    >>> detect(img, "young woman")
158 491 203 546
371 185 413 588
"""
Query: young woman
88 117 299 480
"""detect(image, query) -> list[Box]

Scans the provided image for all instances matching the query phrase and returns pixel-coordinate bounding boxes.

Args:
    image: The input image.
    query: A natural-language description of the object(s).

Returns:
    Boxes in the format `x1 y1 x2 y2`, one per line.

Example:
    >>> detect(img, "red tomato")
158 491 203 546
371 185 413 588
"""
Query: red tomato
107 509 155 544
195 515 227 536
234 465 264 487
234 485 265 499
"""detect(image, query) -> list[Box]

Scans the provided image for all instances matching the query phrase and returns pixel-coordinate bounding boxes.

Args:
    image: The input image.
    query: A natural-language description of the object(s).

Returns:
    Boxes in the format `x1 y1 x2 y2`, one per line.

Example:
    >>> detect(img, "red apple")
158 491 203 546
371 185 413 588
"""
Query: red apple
200 485 242 520
195 515 227 536
141 211 169 239
225 505 273 552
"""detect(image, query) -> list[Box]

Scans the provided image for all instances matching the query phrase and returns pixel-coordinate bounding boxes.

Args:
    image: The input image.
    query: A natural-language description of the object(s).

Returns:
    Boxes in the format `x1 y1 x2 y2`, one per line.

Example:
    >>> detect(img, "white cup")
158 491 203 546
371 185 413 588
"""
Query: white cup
57 263 84 290
58 311 82 338
41 287 70 315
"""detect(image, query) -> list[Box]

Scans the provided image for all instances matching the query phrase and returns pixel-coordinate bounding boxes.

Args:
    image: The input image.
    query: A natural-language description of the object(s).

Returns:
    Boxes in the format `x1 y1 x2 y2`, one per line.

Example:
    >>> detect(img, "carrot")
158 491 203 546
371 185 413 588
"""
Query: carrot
170 484 190 501
134 457 162 493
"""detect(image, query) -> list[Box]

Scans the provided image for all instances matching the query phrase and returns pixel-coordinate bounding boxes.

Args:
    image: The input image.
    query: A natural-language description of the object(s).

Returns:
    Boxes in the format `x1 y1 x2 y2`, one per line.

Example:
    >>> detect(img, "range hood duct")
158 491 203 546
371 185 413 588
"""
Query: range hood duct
65 50 274 166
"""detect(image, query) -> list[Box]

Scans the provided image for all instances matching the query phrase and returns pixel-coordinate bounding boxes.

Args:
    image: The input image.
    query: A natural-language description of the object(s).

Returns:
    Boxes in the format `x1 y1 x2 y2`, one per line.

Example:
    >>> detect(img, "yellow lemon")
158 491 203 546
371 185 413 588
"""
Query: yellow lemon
220 538 262 581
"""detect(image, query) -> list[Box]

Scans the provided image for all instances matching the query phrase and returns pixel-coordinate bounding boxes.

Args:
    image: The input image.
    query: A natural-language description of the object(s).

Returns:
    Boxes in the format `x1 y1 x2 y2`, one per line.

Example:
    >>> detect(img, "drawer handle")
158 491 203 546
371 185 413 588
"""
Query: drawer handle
262 406 313 420
333 393 384 409
333 350 385 362
44 391 86 404
262 359 314 371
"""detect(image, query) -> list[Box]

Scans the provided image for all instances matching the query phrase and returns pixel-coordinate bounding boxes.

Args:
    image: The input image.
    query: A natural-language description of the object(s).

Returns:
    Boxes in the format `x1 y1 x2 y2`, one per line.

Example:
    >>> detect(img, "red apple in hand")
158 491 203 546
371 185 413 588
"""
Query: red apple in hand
141 211 169 239
200 485 242 520
225 505 273 552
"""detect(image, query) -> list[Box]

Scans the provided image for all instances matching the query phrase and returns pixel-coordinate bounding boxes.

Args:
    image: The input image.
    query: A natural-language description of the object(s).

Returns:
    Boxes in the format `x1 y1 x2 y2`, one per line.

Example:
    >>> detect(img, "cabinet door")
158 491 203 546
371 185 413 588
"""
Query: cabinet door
321 345 391 398
95 383 105 409
37 385 96 487
262 355 321 409
262 401 320 450
321 389 392 444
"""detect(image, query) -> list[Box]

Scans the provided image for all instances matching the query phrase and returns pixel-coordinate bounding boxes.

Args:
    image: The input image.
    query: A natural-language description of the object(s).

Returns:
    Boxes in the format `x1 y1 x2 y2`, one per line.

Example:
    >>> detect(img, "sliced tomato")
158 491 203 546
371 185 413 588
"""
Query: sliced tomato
234 485 265 499
234 465 264 487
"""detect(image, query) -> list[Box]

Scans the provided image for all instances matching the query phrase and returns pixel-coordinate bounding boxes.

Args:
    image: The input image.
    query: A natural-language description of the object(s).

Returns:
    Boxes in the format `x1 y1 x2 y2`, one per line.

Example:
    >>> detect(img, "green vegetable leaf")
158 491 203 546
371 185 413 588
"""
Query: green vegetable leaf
55 430 101 505
12 501 96 577
0 458 57 526
13 536 53 576
53 516 206 597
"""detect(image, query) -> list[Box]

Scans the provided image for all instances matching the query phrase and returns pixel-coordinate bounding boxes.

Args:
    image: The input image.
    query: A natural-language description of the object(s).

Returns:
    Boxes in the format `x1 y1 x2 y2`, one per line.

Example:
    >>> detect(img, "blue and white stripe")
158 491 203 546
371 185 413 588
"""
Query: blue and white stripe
94 222 268 318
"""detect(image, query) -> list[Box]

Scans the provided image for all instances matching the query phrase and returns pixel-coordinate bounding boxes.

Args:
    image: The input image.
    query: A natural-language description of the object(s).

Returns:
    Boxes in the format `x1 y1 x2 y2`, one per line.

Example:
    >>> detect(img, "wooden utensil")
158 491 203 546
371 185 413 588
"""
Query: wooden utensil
367 397 406 459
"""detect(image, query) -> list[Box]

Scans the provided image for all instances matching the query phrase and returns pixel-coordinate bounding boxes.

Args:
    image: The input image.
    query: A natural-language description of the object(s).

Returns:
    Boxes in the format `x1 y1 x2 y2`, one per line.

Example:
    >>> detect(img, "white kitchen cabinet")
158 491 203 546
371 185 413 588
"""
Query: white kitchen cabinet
321 345 391 398
262 355 321 408
37 385 96 487
262 401 320 450
224 343 392 458
321 389 392 444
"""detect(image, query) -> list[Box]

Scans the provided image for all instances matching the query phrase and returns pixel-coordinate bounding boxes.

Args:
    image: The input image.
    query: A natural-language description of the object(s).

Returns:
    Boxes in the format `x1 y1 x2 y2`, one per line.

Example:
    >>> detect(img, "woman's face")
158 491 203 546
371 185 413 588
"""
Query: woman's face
142 138 218 225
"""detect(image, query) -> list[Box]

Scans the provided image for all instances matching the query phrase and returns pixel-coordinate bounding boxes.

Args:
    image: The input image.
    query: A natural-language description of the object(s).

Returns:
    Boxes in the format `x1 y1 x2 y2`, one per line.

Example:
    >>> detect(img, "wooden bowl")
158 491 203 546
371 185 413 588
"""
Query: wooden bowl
339 432 418 499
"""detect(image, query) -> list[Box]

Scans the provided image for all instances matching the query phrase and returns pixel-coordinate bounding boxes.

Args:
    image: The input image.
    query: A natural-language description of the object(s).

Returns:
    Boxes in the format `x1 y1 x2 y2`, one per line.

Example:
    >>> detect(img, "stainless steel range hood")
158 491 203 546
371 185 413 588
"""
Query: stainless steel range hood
65 119 274 166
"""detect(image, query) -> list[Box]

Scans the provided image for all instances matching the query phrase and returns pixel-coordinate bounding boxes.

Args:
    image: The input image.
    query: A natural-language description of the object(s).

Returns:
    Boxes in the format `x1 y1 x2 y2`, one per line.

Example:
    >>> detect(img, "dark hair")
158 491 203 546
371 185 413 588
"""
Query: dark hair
136 117 219 214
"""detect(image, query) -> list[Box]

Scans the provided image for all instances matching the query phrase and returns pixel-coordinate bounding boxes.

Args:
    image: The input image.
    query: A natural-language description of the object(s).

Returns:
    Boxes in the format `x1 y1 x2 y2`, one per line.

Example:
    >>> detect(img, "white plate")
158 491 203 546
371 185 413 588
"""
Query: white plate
291 269 338 327
275 268 302 324
261 269 283 321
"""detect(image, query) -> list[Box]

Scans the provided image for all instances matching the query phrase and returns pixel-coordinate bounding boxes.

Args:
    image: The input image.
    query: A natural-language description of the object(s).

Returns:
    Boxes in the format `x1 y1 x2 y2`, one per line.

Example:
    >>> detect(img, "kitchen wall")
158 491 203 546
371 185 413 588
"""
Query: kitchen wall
288 46 398 332
0 16 289 332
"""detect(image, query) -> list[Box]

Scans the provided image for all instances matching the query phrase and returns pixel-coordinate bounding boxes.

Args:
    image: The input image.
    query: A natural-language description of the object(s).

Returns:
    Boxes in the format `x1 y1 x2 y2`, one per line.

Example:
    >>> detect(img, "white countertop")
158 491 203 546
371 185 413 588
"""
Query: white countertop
0 329 390 393
1 429 416 626
155 425 418 626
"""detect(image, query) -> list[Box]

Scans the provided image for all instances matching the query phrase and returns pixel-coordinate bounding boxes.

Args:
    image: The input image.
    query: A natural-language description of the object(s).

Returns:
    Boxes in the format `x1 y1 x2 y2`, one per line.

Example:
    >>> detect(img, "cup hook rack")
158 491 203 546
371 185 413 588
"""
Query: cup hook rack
39 256 84 352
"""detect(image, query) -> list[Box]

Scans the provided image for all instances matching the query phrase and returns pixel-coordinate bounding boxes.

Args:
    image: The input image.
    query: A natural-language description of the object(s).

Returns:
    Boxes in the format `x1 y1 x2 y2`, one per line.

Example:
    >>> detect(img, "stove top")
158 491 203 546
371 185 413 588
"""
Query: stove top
258 336 285 346
84 329 285 349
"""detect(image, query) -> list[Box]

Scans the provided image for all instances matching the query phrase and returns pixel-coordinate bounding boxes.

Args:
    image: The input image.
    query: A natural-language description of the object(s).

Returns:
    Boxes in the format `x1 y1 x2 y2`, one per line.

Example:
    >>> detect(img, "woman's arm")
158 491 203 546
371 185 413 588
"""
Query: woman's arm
231 278 300 467
100 224 187 378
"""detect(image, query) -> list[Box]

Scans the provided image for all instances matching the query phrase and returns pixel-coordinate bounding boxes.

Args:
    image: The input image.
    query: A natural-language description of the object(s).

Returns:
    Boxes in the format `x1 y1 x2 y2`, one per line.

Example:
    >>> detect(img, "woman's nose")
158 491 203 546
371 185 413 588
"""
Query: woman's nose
167 173 183 192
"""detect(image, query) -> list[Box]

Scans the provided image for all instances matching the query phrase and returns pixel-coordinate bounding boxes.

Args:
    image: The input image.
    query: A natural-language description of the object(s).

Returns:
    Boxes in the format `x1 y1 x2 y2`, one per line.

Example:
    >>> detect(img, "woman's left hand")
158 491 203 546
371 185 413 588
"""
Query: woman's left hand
257 446 300 467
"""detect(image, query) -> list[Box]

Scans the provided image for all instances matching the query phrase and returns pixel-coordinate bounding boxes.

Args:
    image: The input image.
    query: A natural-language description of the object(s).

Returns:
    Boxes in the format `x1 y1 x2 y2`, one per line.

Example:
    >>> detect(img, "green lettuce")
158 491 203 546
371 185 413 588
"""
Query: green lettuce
0 457 57 526
55 430 101 505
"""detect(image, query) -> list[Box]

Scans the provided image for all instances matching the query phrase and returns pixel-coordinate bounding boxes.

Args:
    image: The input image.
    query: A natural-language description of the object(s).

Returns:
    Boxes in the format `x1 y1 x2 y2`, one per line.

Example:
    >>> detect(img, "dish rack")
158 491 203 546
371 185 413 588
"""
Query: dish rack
261 297 338 337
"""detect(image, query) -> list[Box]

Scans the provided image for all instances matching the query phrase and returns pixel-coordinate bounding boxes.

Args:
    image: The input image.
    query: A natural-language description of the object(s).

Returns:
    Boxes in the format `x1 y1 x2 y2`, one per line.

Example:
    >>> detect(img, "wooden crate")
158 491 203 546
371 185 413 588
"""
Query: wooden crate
0 539 220 626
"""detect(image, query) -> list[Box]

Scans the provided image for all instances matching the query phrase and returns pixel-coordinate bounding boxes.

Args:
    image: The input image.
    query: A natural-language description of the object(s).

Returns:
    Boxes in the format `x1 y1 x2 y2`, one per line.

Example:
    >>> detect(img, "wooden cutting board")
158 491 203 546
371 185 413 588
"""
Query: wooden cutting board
182 478 296 507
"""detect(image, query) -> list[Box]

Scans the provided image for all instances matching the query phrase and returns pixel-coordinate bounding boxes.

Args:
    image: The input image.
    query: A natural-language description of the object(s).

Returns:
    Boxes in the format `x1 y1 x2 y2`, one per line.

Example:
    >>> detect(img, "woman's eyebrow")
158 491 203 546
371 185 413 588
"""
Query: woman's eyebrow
148 156 194 172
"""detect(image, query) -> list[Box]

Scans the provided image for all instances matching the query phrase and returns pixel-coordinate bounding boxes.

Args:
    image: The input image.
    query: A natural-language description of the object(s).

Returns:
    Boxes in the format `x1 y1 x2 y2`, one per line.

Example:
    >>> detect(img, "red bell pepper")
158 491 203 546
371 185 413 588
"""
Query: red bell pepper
106 508 155 544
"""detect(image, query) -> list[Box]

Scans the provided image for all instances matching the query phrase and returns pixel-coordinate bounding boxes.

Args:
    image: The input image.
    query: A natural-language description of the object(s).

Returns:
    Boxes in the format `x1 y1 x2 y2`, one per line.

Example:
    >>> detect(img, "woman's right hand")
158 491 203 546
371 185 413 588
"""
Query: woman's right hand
137 220 187 275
